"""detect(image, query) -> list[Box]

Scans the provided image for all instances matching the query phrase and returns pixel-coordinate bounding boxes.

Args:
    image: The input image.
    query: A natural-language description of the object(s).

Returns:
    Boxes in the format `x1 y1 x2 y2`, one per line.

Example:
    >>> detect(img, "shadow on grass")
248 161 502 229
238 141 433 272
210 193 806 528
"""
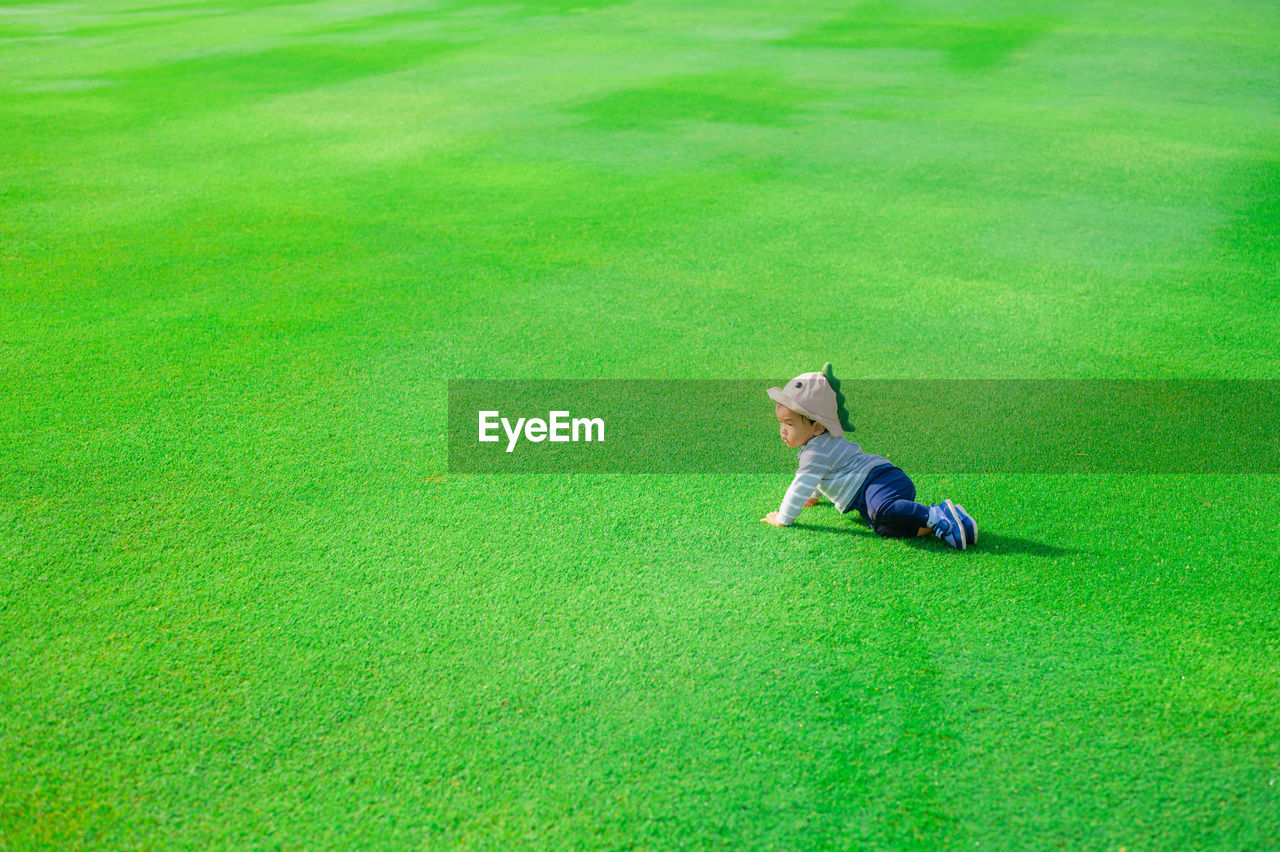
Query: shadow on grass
793 521 1087 558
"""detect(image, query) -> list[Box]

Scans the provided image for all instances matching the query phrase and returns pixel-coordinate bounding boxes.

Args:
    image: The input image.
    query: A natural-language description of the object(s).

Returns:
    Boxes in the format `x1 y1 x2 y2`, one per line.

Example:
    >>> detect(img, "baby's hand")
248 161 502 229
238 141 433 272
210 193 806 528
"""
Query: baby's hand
803 497 821 508
760 512 787 527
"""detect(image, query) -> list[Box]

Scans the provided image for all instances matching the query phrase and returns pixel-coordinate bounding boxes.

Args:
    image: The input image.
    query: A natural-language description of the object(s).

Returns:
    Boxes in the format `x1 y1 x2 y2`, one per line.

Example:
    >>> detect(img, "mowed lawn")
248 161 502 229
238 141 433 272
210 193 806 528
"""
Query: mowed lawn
2 0 1279 848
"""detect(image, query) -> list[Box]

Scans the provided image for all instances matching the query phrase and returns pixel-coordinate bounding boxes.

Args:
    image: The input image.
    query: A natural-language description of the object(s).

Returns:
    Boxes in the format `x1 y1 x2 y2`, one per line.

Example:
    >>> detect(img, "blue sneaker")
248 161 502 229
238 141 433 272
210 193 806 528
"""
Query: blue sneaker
929 500 977 550
954 504 977 547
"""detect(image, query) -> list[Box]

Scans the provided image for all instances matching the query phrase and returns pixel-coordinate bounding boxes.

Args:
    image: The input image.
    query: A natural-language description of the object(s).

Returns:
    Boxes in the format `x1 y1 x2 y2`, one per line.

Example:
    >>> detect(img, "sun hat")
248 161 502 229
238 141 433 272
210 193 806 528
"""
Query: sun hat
767 371 844 438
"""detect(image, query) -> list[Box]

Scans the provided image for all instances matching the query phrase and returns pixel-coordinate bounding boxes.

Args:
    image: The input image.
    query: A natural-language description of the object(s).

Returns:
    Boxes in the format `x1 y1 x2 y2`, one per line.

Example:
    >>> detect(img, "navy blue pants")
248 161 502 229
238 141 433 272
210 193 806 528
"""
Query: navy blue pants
844 466 931 538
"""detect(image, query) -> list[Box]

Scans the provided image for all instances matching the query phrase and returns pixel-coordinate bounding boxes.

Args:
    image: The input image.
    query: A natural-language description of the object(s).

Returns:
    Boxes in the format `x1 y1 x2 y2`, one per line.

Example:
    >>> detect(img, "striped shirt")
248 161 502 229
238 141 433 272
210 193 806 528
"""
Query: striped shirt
777 432 894 525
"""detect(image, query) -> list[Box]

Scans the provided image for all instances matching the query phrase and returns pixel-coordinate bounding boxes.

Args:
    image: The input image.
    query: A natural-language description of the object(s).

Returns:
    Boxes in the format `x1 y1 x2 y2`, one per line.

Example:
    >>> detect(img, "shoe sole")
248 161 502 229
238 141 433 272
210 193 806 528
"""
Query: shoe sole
941 499 968 550
956 503 978 546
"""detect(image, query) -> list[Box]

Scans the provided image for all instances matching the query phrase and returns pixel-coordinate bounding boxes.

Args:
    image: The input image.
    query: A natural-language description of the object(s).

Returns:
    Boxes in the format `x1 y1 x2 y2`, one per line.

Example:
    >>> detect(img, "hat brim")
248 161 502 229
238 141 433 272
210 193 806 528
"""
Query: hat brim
766 387 843 437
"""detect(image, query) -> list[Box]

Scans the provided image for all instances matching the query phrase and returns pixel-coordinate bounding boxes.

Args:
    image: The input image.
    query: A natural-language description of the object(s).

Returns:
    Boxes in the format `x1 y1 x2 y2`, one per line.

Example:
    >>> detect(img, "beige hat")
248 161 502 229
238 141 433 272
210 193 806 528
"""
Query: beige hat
767 372 844 438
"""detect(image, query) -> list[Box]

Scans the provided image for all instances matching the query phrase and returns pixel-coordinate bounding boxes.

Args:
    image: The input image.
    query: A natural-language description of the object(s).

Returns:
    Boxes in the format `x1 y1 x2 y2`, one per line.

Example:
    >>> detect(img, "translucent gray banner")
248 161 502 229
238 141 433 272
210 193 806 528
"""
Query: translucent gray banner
447 380 1280 474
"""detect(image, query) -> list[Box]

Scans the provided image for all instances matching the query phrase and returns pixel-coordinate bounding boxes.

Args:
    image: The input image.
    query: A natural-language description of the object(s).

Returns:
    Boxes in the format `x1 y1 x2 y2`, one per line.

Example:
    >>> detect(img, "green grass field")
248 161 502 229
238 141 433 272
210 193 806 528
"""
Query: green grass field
3 0 1279 847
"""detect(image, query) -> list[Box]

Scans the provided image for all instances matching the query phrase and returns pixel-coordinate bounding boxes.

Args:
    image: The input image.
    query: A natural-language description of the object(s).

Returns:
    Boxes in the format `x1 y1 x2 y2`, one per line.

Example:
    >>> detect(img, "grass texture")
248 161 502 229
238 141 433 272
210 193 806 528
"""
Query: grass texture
3 0 1279 847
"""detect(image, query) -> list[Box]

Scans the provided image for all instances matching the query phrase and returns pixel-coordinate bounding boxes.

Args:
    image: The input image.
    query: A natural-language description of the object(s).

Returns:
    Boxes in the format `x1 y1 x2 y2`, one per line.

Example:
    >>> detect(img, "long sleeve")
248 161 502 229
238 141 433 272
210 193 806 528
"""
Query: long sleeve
776 451 826 525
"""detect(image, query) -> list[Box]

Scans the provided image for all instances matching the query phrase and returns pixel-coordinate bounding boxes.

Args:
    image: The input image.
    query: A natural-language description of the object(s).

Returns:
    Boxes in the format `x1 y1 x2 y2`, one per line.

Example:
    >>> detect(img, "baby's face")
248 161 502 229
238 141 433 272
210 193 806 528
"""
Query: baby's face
775 403 824 448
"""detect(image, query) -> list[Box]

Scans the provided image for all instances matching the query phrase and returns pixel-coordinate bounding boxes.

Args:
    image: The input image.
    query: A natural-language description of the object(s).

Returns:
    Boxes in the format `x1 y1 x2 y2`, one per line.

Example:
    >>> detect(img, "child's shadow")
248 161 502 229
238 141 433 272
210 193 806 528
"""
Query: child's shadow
794 520 1088 558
